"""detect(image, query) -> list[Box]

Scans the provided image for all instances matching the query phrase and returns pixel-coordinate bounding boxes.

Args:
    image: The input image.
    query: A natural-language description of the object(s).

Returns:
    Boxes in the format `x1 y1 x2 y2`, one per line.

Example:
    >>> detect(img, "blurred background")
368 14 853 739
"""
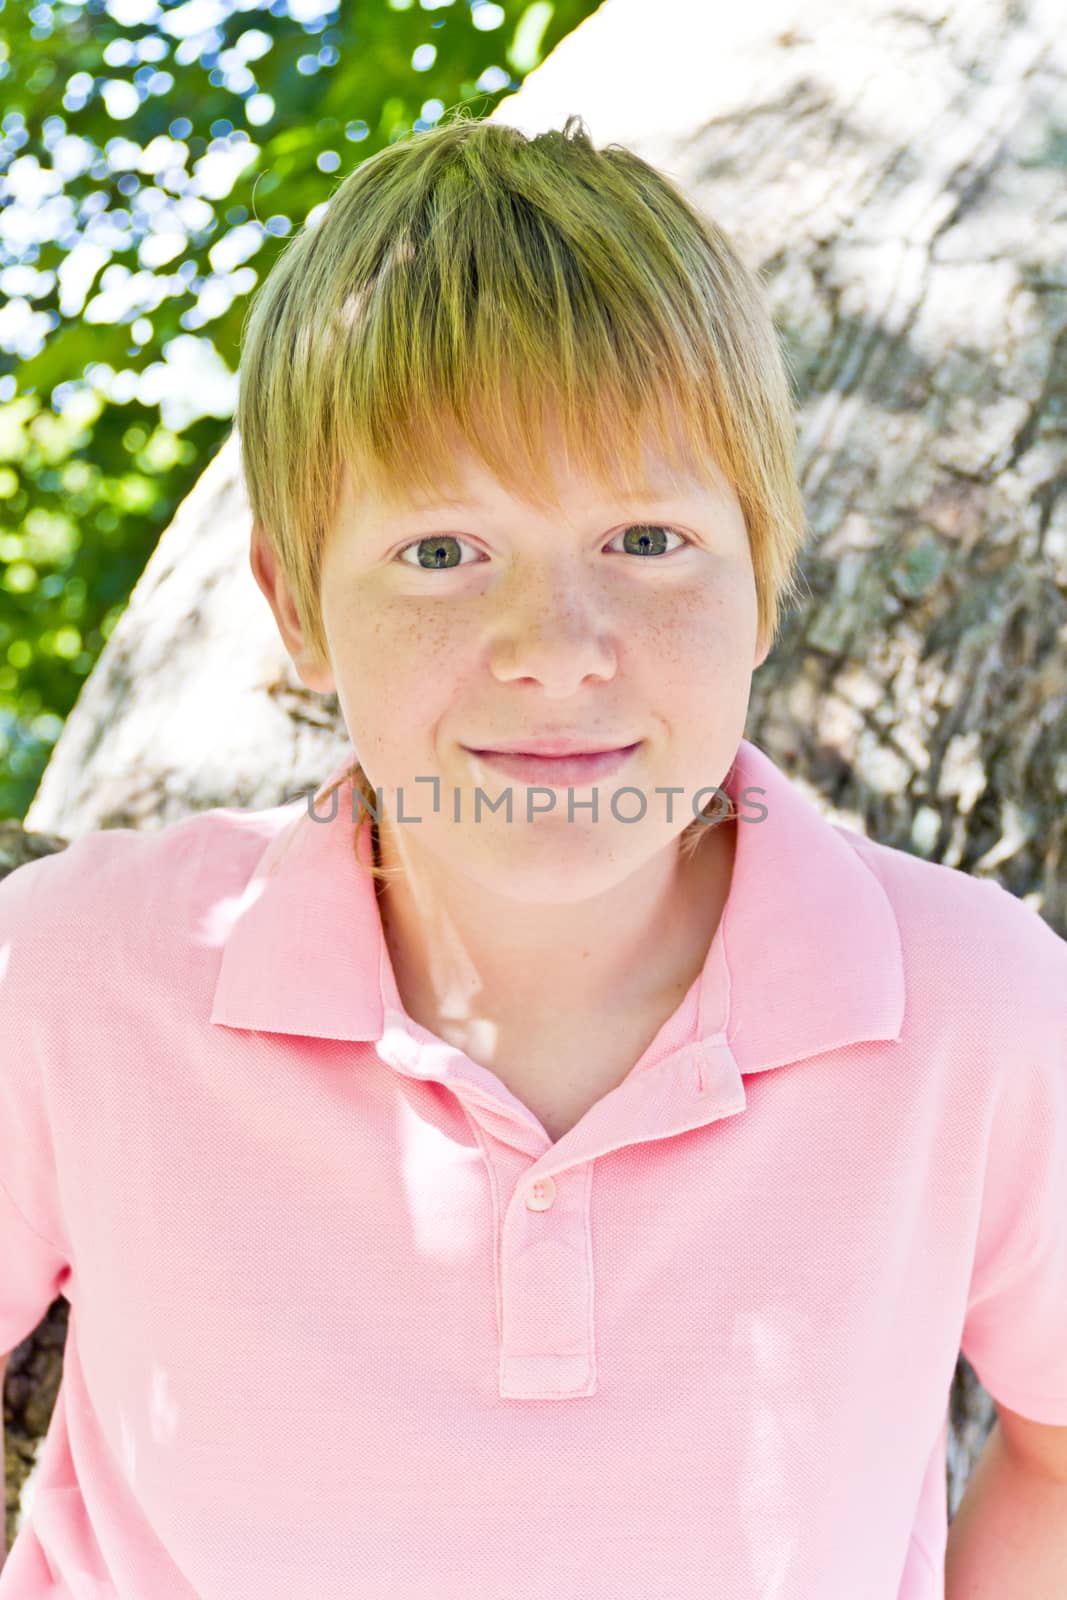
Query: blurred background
0 0 600 822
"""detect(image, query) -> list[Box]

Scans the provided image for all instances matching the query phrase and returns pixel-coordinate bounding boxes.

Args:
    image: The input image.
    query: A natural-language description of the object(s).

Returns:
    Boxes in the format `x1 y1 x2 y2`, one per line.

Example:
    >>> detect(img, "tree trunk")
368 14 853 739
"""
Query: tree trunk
7 0 1066 1562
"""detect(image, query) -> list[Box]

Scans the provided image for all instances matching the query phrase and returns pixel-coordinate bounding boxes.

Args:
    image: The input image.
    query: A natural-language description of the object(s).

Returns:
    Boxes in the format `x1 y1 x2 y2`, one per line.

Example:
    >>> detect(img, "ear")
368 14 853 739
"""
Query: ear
753 627 772 671
249 522 336 695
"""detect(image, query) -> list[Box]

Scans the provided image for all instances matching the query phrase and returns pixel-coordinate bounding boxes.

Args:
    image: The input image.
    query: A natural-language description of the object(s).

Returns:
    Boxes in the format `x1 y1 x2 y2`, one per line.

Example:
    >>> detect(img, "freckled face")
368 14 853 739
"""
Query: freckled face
315 442 767 899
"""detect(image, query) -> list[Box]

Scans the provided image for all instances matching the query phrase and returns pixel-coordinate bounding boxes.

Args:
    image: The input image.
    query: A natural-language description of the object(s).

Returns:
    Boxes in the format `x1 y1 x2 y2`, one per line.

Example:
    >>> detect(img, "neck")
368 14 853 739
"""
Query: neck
374 820 736 1034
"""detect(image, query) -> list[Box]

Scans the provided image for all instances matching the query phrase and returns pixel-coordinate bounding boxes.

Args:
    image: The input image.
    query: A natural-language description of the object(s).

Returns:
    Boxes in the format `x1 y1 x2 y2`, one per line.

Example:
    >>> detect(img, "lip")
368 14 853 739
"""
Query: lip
465 743 642 788
468 737 637 756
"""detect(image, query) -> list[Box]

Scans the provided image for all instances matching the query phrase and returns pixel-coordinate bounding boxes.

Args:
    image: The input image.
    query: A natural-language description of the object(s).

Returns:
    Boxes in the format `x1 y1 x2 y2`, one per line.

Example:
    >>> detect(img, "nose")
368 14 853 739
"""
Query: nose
487 566 618 693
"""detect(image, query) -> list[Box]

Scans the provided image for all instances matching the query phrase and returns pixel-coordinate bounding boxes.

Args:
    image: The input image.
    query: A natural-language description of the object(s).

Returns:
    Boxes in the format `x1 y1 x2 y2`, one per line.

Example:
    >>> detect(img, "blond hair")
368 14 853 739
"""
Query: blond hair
236 110 809 881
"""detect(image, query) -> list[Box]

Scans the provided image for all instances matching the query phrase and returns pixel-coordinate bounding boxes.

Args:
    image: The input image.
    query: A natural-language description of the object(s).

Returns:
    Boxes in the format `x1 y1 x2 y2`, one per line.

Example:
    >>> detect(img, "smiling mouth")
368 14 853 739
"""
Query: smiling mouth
464 744 642 788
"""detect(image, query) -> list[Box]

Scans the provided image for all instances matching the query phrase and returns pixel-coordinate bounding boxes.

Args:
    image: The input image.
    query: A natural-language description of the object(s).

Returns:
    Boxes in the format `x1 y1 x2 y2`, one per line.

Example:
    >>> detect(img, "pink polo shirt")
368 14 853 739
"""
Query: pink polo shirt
2 737 1066 1598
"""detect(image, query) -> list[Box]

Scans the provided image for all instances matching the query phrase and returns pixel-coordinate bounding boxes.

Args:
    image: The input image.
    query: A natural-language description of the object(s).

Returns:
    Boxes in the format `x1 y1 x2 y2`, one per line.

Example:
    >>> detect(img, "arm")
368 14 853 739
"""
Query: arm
944 1414 1067 1598
1 1352 7 1569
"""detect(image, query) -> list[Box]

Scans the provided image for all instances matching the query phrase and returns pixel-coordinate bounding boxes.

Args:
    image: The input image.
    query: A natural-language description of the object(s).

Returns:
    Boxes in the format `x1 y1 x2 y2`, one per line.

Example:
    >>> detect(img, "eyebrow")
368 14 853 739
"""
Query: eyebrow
394 491 699 515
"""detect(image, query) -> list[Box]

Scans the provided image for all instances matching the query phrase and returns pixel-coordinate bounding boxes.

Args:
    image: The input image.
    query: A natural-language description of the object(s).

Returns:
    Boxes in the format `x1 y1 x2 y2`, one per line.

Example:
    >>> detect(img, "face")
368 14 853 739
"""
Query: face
251 431 770 904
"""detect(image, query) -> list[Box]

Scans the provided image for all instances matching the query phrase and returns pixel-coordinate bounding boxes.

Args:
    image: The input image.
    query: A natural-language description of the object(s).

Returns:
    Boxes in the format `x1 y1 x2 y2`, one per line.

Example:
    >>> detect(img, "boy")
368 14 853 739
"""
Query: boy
2 112 1066 1597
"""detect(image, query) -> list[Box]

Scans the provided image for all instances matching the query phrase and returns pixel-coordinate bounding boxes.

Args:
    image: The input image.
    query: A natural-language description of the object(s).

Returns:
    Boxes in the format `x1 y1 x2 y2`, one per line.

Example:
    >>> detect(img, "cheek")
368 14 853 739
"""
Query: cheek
325 597 470 749
637 581 754 690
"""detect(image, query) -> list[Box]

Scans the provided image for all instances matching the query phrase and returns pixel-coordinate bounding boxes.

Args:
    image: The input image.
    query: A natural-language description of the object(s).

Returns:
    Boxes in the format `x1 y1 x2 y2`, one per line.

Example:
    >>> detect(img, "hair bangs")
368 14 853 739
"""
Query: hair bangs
333 366 730 529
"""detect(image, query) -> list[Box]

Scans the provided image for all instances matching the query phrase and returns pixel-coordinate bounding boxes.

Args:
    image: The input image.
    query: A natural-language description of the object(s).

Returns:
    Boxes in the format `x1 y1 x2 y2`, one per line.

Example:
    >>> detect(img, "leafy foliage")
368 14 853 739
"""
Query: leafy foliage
0 0 599 820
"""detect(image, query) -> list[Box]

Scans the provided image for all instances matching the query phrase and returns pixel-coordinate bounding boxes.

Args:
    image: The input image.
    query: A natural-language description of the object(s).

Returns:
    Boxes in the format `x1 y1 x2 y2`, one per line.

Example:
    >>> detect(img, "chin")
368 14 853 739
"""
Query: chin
458 828 658 896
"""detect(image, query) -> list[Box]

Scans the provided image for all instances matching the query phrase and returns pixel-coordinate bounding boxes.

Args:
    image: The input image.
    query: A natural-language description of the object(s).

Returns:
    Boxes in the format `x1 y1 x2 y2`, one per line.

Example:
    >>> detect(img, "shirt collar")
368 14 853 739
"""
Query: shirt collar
209 737 905 1074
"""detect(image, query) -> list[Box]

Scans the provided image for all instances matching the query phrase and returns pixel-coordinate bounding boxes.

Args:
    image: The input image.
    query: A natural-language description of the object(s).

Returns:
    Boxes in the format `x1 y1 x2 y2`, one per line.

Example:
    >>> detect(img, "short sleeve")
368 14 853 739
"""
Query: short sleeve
0 1180 69 1355
0 851 72 1355
958 882 1067 1424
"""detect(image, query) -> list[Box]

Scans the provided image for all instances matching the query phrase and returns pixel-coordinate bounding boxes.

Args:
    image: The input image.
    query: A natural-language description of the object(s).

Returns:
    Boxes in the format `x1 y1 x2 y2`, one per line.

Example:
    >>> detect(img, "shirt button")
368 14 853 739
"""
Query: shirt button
525 1176 556 1211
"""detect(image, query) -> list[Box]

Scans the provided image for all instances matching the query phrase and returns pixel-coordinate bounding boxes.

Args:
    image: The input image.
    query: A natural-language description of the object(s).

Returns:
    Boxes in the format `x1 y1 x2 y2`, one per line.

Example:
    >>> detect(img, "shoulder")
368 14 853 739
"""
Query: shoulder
833 823 1066 1032
0 800 300 986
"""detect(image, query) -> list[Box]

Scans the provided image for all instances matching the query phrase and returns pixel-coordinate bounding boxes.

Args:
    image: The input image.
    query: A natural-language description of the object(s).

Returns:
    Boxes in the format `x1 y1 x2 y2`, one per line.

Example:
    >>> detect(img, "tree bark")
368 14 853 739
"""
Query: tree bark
8 0 1066 1563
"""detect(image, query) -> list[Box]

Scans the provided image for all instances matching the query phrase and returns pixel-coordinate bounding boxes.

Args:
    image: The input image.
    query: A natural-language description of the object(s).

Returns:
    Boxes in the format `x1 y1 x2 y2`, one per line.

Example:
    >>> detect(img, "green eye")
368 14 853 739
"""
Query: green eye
396 535 473 570
615 524 686 557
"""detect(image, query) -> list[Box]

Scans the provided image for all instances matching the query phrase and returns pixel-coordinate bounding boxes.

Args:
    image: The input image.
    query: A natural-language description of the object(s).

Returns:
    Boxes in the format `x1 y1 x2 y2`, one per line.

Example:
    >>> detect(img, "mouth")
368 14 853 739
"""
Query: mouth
463 743 643 788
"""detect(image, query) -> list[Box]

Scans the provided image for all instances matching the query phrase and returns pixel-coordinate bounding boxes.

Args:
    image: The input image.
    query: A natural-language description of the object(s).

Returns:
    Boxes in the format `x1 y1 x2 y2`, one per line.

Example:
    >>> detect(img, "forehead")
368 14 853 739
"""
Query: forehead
339 438 729 522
